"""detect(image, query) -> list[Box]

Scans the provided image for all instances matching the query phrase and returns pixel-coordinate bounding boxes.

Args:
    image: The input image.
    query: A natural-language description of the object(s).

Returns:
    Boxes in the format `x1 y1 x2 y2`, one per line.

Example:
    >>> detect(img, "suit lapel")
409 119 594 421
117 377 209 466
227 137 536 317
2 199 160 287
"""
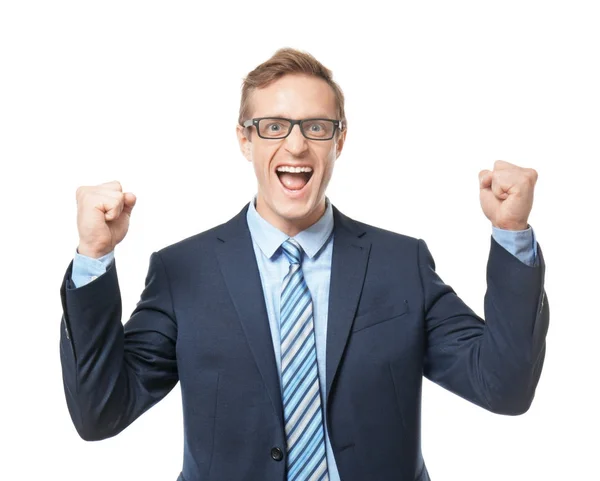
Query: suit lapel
326 206 371 402
213 203 371 425
214 204 284 429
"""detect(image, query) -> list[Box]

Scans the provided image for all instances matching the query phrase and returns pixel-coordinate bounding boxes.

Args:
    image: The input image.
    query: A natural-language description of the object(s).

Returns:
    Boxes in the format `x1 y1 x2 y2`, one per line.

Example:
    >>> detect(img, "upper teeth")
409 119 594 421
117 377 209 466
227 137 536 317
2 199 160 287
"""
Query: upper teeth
276 166 313 173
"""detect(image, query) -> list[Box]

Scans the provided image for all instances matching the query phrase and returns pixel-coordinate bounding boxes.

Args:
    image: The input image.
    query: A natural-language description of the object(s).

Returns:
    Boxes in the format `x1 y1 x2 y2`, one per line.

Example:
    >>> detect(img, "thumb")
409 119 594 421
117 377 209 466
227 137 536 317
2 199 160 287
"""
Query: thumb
479 169 493 189
122 192 137 216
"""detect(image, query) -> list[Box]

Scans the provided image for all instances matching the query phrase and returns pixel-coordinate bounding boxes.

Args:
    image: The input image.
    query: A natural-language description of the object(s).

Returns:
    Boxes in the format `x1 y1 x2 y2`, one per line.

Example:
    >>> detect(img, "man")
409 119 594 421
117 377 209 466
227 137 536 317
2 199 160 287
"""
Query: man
60 48 548 481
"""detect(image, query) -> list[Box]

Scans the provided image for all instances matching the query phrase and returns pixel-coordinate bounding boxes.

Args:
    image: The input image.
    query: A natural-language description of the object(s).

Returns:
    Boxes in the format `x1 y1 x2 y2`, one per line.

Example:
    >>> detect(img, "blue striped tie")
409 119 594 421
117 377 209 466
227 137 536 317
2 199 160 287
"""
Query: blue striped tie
280 238 329 481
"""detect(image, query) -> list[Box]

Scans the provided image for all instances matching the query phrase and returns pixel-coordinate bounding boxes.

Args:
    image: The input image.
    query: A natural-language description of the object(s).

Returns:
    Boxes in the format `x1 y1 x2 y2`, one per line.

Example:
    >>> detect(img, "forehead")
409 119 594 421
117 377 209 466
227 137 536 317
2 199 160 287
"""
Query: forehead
248 74 337 118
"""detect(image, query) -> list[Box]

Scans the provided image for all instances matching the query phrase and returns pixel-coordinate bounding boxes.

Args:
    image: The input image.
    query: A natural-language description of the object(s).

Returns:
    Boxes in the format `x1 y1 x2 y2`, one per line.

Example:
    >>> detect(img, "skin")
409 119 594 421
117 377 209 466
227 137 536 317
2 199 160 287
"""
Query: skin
479 160 538 231
76 181 136 258
76 77 539 258
236 74 346 237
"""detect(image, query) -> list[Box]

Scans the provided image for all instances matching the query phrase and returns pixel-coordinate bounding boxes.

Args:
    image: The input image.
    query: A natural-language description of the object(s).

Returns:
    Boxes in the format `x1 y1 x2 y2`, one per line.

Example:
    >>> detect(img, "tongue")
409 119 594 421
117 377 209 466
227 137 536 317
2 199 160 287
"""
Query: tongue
279 172 309 191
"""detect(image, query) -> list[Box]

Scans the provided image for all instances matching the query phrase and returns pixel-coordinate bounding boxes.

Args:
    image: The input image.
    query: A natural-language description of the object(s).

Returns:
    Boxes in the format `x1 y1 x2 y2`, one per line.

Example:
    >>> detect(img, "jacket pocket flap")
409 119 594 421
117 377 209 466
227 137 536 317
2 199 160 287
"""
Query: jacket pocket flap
352 300 409 332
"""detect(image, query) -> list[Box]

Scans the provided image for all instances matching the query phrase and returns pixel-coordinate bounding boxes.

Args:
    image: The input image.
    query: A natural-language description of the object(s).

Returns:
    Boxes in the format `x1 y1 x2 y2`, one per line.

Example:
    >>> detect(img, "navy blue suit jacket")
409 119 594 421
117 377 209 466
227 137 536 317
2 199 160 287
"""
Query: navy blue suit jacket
59 203 549 481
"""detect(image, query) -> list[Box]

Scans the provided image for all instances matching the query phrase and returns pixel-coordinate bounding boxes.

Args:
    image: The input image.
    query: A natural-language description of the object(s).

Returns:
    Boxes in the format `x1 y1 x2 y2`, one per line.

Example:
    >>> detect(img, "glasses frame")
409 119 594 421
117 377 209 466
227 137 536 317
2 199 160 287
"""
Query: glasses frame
242 117 344 141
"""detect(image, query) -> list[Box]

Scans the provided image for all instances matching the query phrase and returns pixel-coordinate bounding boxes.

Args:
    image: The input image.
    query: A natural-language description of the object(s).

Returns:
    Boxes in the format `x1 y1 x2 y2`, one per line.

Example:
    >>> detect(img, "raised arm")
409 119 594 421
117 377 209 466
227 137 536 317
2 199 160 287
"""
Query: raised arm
59 181 178 440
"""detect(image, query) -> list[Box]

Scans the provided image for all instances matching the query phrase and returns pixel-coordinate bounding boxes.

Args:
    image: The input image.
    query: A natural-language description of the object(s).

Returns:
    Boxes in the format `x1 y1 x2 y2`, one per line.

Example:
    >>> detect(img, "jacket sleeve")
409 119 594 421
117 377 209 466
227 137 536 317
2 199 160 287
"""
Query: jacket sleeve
59 251 178 440
420 236 549 415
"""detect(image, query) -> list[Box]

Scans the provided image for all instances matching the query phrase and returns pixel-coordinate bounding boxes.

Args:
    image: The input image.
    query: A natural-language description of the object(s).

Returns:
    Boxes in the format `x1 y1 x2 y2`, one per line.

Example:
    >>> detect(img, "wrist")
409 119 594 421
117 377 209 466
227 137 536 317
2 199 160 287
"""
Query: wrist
77 243 112 259
492 222 529 231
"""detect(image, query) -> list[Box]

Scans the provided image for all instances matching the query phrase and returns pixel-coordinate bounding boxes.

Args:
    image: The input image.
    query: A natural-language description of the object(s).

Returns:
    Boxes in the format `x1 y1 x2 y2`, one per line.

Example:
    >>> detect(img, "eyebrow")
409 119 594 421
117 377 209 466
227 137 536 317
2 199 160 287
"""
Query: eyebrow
257 114 336 119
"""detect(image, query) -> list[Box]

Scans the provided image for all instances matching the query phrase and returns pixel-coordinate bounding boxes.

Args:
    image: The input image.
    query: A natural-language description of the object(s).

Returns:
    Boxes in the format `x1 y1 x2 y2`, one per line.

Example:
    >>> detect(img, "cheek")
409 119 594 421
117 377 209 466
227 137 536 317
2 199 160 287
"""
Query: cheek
321 151 337 178
252 144 278 171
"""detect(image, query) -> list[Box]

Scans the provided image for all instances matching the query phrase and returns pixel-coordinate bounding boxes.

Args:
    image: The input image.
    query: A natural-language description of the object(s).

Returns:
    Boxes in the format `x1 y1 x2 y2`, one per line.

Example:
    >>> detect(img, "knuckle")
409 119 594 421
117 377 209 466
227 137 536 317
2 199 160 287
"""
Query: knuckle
520 169 536 185
102 180 122 191
529 168 538 181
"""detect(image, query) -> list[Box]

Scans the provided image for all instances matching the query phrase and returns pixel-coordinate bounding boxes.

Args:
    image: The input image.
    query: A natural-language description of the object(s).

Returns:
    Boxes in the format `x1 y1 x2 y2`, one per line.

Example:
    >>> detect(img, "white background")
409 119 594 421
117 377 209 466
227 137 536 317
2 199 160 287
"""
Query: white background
1 1 598 479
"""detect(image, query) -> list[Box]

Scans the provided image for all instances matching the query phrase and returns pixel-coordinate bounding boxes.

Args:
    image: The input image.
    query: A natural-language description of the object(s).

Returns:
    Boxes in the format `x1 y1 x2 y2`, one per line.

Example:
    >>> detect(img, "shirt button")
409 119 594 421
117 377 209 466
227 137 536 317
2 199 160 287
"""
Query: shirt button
270 447 284 462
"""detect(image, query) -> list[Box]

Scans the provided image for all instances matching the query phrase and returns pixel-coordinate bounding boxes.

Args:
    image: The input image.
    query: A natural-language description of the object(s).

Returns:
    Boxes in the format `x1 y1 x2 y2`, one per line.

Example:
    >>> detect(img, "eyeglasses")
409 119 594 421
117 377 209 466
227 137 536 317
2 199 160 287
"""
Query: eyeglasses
242 117 344 141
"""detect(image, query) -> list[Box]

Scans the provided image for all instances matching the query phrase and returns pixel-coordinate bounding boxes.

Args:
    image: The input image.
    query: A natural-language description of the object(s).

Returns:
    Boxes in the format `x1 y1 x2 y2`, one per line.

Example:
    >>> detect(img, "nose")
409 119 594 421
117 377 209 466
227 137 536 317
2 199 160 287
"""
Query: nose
284 124 308 155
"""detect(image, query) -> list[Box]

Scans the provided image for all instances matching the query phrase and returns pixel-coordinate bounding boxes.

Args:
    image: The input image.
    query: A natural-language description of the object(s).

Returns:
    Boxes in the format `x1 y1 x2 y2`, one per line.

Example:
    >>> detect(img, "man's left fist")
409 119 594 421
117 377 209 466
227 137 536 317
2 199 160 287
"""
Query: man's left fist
479 160 538 231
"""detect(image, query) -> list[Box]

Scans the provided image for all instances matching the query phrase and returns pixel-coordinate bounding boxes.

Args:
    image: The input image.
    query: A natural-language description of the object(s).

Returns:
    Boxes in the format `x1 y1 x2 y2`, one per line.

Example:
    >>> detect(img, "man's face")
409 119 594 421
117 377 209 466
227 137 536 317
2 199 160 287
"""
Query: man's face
237 74 346 236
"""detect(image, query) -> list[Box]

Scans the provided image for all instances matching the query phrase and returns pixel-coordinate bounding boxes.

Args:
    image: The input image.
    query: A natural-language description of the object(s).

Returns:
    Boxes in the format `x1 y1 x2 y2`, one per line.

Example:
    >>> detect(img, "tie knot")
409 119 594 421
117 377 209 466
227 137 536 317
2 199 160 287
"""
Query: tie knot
282 238 303 265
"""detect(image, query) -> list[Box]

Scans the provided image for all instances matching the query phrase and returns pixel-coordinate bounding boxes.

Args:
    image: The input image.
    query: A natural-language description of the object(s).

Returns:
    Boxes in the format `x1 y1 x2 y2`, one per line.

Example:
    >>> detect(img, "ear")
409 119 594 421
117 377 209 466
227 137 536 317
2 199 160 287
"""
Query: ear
334 127 347 160
236 124 253 162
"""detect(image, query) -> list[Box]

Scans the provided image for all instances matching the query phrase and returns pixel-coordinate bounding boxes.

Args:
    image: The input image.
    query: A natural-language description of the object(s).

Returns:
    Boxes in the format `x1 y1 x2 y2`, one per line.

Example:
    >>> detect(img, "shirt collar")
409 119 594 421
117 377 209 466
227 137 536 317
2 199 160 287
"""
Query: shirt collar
246 195 334 260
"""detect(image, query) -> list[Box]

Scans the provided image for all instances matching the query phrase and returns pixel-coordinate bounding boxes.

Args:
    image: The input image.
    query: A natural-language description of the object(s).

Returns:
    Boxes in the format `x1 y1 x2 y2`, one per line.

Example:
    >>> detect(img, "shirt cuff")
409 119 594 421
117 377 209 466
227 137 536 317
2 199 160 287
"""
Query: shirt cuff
71 249 115 288
491 225 538 267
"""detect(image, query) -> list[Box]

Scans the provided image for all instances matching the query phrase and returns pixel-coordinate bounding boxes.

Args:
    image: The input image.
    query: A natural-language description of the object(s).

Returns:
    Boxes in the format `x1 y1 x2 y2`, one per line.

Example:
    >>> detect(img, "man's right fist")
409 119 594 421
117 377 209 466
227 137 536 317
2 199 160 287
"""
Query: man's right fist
76 181 137 259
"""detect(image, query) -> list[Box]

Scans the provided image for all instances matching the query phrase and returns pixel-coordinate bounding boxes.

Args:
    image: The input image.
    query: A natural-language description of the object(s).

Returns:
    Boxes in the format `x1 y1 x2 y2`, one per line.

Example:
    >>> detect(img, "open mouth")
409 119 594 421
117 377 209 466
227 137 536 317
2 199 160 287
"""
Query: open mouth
276 166 314 192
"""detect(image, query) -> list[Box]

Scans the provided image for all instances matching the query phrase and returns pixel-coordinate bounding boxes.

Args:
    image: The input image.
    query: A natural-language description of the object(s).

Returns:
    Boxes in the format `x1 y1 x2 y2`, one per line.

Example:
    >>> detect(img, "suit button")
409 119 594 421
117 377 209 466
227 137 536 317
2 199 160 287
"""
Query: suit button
271 447 284 461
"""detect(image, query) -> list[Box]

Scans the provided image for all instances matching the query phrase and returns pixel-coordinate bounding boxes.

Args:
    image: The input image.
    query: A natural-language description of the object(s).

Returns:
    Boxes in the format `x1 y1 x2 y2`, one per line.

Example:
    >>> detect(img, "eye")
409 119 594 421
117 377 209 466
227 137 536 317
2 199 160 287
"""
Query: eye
267 123 282 132
302 120 333 138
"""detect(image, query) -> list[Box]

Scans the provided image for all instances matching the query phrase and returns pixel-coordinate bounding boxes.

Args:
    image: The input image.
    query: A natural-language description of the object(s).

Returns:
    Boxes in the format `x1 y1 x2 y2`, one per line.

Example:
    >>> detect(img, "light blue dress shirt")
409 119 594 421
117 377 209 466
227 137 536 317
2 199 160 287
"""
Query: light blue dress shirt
71 198 537 480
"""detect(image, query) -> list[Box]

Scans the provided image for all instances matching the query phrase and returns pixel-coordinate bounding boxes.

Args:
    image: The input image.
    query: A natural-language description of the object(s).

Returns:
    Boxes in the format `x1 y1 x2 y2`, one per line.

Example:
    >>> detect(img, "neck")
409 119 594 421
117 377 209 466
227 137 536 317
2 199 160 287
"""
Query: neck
255 197 326 237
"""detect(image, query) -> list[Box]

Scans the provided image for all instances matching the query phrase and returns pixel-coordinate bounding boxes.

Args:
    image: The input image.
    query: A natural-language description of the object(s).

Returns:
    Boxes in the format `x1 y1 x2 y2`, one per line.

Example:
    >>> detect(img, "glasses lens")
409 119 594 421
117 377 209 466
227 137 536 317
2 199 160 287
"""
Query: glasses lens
258 119 292 138
302 120 335 139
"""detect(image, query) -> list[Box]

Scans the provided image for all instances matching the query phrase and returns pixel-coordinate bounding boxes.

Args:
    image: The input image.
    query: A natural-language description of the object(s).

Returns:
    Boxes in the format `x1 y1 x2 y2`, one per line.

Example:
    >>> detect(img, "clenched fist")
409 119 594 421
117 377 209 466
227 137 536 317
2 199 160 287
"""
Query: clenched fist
76 181 137 258
479 160 538 231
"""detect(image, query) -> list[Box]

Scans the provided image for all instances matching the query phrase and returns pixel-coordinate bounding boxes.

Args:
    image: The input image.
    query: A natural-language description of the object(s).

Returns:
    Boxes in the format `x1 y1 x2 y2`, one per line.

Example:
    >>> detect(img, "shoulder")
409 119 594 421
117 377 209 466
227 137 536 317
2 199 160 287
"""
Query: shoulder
332 204 421 249
333 207 439 276
155 203 249 261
